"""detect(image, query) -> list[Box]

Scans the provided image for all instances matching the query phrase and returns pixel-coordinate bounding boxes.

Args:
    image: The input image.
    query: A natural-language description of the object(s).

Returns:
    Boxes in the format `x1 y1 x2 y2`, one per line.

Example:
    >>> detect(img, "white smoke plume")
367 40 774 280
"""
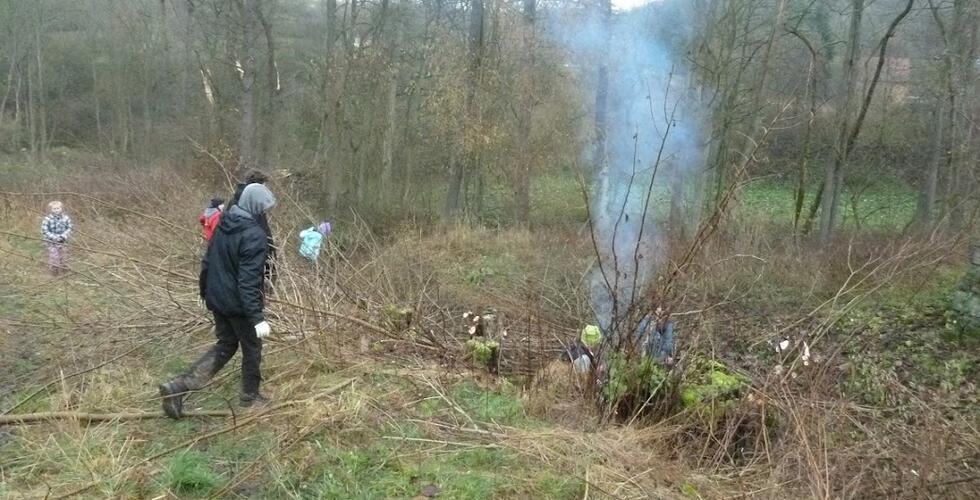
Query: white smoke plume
546 1 708 335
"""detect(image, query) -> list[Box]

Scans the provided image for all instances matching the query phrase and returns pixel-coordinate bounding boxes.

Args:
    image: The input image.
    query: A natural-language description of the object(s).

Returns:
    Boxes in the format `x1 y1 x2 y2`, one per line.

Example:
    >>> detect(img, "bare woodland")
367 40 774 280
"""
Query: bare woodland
0 0 978 498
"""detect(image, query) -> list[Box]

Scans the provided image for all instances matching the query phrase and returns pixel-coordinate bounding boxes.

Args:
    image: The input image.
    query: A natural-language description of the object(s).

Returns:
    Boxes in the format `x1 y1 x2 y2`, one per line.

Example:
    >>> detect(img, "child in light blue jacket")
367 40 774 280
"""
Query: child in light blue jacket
298 220 331 262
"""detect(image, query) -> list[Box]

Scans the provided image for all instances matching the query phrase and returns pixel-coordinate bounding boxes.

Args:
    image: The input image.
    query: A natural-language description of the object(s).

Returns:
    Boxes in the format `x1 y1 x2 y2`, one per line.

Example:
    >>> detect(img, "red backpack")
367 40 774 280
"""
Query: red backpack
200 210 222 241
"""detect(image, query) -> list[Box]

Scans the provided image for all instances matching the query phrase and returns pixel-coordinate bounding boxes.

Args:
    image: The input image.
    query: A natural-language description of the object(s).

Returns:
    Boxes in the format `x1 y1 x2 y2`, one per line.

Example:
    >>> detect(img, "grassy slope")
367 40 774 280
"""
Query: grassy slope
1 174 976 499
0 184 650 499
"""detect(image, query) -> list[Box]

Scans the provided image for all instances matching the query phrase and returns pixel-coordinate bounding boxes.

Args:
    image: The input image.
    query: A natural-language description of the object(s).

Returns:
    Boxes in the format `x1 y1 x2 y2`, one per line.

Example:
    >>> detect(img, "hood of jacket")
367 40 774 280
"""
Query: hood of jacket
238 183 276 217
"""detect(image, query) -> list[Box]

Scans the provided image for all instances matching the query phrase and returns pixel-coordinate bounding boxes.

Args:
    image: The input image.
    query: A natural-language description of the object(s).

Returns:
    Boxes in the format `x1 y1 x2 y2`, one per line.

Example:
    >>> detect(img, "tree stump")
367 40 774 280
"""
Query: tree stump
465 309 502 374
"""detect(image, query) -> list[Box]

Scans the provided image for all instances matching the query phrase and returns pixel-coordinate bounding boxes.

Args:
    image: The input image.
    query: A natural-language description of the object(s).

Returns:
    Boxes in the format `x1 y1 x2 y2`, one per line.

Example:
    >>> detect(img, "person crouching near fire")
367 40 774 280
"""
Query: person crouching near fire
567 325 602 373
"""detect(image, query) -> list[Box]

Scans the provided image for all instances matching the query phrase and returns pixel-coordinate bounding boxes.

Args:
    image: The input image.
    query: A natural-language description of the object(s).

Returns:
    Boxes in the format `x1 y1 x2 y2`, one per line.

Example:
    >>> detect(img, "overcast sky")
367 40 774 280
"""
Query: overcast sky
613 0 658 11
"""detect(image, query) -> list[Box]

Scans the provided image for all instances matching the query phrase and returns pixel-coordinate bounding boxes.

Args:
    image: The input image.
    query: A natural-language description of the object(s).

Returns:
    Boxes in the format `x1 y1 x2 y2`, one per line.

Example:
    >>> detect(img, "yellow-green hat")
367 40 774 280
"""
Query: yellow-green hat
581 325 602 348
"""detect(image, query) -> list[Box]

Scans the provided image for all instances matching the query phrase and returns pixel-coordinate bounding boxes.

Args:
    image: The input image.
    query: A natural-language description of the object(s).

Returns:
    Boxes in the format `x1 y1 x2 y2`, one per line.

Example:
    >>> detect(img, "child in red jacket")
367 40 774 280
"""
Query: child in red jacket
199 198 224 242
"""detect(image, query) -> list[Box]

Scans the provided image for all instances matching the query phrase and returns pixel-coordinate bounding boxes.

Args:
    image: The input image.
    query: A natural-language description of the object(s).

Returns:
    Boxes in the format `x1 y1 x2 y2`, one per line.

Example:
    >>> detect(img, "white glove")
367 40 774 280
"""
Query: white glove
255 321 271 339
197 297 206 310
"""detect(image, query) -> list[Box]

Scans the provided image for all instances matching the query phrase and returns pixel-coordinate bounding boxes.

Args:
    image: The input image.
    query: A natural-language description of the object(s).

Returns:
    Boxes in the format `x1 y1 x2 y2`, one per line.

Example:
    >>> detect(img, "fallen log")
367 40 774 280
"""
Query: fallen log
1 377 356 426
0 409 233 425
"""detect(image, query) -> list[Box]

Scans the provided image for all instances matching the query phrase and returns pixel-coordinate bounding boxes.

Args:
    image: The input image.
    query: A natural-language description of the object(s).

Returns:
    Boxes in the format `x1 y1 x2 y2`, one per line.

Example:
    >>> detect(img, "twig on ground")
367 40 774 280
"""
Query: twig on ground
268 297 388 335
0 409 238 425
381 436 499 449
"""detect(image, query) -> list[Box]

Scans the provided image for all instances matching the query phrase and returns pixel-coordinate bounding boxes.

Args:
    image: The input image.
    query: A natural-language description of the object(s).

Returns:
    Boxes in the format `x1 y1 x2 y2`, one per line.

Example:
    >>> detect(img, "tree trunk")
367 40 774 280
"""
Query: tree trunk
380 0 400 201
945 0 976 229
32 3 46 162
818 0 864 245
13 69 22 149
591 0 615 223
328 0 359 211
787 28 819 233
381 66 398 199
92 60 102 149
238 0 260 170
400 0 441 209
124 98 133 154
35 15 46 161
737 0 785 166
444 136 463 219
514 0 535 226
702 2 746 211
313 0 339 210
915 102 944 228
0 51 15 120
818 0 913 244
928 0 958 228
444 0 483 221
474 162 485 217
593 0 611 185
142 59 152 158
256 2 281 167
26 53 35 160
181 1 193 124
356 150 366 205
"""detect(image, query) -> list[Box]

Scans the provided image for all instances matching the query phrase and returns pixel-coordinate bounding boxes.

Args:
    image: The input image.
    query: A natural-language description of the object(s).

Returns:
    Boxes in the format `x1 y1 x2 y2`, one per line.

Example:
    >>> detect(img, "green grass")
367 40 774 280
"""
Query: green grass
162 450 223 495
274 441 581 499
531 173 917 231
403 380 531 426
738 178 916 230
452 381 527 426
0 388 51 413
251 379 569 498
350 168 917 233
530 173 589 227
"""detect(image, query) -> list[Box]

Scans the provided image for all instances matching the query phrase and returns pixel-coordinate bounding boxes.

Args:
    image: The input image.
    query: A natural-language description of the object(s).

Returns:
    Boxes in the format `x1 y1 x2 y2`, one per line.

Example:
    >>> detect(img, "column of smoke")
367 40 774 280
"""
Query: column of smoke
547 3 706 338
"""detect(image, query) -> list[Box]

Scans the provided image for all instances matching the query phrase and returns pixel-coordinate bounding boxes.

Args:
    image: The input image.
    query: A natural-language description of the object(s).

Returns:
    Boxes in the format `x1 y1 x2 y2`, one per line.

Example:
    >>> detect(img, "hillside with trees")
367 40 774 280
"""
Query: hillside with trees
0 0 977 498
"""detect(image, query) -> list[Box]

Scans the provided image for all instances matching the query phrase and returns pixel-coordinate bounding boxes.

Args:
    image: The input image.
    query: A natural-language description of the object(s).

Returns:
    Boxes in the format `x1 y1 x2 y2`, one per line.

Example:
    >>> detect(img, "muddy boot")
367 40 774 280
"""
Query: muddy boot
159 351 221 419
159 378 189 419
239 392 271 410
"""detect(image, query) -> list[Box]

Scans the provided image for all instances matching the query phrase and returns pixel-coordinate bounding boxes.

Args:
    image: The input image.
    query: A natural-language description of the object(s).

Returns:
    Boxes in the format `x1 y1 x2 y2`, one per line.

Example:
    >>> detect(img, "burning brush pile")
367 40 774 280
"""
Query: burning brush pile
561 295 746 427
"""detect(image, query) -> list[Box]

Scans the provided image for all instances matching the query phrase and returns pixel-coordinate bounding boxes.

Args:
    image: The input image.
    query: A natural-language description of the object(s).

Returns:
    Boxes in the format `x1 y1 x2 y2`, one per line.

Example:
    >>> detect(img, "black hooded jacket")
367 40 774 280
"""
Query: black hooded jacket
199 207 268 324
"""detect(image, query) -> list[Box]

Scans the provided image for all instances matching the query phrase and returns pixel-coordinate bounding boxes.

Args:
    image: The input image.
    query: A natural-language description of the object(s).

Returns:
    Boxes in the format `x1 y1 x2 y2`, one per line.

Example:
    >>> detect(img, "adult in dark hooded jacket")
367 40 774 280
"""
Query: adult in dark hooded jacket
159 183 277 418
229 170 277 285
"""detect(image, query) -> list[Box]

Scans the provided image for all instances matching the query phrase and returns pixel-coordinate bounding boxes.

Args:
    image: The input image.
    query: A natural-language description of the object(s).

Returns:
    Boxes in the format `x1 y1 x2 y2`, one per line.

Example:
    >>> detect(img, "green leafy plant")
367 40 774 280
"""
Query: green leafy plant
464 257 497 286
843 360 894 406
602 354 668 405
465 338 499 367
678 358 747 415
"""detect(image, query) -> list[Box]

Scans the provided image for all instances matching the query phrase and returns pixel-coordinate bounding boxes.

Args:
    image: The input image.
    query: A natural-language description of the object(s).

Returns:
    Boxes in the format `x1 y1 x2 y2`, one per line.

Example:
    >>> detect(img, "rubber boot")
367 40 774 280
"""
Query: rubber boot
159 351 220 419
158 379 188 419
239 392 271 410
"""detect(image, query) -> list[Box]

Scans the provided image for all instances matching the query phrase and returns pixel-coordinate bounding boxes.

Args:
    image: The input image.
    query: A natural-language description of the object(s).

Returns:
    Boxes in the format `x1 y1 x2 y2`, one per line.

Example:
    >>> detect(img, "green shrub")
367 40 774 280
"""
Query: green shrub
678 358 747 416
465 338 499 368
602 354 669 405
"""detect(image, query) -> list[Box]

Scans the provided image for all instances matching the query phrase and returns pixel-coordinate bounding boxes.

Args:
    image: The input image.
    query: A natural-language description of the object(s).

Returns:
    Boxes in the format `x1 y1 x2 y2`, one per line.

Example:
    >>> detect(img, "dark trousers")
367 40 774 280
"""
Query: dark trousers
187 312 263 396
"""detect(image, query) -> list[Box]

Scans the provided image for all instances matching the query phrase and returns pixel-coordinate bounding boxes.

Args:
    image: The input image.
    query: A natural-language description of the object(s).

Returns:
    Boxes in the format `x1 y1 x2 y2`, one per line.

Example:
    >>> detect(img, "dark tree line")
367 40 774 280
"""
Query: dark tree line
0 0 976 238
